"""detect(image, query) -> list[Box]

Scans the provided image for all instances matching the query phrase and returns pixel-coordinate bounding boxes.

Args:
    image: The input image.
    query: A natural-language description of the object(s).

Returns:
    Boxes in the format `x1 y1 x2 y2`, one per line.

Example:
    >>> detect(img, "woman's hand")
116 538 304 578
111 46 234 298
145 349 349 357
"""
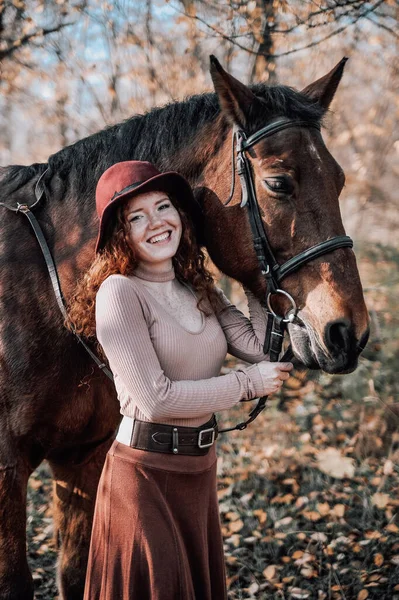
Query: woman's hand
257 361 293 396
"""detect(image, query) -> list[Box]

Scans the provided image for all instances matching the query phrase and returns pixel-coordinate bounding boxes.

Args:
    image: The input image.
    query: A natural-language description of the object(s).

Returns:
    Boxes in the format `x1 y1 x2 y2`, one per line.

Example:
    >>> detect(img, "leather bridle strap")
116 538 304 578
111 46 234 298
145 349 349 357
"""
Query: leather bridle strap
0 178 114 383
242 118 320 150
234 118 354 294
17 205 114 382
276 235 353 281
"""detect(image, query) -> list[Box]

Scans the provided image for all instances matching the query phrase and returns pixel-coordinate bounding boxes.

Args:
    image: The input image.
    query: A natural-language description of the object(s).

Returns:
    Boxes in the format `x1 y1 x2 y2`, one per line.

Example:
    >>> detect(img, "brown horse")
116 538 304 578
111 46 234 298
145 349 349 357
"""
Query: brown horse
0 57 369 599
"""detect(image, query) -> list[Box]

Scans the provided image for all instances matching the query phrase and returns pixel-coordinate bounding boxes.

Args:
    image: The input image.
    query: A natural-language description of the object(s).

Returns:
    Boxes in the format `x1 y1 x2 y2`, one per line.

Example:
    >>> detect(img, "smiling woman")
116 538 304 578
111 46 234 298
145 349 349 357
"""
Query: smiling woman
124 191 183 272
65 160 293 600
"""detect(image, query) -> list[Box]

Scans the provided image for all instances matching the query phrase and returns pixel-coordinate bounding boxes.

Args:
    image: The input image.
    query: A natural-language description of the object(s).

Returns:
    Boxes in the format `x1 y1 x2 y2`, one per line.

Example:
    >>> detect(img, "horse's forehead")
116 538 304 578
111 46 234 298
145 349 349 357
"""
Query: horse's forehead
305 136 323 163
257 128 336 173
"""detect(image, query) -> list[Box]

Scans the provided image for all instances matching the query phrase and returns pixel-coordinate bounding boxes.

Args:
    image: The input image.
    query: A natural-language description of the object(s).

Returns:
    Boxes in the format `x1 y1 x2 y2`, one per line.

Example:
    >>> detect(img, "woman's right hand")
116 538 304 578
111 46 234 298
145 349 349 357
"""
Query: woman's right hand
257 361 293 396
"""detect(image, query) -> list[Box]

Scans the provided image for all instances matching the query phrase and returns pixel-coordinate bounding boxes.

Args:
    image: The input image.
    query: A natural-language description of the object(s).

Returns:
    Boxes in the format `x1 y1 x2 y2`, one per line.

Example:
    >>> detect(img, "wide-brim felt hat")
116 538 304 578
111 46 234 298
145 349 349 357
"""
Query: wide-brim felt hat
95 160 201 254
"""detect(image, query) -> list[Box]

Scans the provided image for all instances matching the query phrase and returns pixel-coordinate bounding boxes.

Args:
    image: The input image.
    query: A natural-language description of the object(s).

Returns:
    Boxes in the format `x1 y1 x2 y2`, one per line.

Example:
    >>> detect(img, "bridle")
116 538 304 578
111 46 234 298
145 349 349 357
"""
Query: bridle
0 117 354 436
225 117 353 317
218 118 353 433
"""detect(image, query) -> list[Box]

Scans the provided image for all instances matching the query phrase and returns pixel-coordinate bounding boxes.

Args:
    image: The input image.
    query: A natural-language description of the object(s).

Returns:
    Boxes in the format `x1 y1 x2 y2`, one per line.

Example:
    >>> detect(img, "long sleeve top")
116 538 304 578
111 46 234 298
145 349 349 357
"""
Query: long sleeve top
95 271 270 428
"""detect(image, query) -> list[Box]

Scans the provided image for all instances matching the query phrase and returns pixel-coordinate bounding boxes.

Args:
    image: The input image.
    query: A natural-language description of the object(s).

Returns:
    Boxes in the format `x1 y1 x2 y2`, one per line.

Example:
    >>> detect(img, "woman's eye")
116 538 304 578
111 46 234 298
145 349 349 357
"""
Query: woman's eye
159 202 171 210
264 176 294 195
129 215 142 223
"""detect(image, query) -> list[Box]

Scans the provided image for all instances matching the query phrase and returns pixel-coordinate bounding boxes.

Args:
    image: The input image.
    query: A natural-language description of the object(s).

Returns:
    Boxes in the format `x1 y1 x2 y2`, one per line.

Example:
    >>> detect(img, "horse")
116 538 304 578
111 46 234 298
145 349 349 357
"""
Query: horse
0 56 369 599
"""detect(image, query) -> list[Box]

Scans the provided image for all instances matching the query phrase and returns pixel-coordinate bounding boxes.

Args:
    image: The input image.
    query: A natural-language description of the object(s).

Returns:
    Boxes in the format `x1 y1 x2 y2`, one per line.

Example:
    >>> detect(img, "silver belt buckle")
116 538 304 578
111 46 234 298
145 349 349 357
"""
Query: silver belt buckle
198 427 215 449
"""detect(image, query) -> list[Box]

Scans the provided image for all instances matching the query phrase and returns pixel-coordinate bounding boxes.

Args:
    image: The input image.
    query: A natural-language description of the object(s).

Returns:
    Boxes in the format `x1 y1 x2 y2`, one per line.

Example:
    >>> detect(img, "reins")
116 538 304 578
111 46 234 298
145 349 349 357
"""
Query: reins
0 173 114 383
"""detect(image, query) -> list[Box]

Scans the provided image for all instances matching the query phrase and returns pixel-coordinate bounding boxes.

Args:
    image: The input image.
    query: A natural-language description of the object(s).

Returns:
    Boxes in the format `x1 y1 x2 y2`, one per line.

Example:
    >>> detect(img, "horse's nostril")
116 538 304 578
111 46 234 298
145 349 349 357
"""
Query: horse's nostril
325 319 351 352
358 328 370 352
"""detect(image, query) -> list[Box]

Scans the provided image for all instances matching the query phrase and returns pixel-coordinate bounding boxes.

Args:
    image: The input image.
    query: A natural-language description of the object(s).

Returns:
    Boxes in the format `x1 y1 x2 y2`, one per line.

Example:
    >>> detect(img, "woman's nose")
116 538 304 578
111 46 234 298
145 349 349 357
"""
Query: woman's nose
148 211 163 228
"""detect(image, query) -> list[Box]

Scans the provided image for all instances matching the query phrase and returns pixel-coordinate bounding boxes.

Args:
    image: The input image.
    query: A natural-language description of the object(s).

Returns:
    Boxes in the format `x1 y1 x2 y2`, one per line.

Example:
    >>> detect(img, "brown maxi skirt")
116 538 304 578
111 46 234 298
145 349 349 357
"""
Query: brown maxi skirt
83 438 228 600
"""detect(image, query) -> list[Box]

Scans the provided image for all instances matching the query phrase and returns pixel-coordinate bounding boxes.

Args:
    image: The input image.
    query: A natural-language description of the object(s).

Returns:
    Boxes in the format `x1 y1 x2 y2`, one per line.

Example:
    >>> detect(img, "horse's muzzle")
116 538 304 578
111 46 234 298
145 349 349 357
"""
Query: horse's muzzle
288 320 370 374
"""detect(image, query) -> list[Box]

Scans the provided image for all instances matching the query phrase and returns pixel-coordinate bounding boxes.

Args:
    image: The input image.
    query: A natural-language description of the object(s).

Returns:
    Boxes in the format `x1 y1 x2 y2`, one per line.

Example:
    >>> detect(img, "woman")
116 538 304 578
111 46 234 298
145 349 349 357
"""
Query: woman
68 160 293 600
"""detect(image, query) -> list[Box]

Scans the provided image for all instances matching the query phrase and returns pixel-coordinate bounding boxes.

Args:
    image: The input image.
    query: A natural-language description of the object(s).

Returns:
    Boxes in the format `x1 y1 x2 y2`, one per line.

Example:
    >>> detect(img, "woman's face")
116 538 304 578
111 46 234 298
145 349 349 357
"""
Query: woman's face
123 190 182 270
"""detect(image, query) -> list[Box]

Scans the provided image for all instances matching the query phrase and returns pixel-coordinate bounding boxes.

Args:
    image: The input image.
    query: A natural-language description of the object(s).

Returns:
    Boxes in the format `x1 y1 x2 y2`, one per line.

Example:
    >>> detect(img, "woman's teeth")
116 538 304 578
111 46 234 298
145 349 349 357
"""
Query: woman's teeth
148 231 171 244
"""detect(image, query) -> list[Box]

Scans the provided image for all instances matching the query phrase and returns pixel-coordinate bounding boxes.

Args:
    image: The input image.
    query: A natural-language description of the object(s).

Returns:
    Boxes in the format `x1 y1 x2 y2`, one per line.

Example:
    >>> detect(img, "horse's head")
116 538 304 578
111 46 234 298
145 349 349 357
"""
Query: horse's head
201 57 369 374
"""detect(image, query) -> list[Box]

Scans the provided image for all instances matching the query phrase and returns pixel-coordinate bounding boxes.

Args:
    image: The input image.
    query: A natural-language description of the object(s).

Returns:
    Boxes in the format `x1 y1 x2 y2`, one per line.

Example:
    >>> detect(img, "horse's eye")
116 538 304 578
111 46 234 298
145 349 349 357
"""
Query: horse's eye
263 176 294 195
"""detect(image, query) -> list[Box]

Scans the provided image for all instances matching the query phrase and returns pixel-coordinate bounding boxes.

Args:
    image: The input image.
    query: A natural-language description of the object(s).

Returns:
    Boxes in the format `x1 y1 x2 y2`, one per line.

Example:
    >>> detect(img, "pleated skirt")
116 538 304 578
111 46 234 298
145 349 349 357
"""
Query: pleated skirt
83 439 227 600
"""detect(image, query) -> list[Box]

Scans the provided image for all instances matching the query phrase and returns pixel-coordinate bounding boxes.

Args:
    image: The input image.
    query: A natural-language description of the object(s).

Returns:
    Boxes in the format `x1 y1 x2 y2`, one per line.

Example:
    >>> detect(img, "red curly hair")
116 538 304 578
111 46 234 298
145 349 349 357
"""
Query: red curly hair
65 195 221 350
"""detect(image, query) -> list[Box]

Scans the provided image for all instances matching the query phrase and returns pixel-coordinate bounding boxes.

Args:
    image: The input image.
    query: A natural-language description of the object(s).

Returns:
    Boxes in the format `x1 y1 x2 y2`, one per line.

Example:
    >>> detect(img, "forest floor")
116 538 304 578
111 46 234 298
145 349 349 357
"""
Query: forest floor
28 364 399 600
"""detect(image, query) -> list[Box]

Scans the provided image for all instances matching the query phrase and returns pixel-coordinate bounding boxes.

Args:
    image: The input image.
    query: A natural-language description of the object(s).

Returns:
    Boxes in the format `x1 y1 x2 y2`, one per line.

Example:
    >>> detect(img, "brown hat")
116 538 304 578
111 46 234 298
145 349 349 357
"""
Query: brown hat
95 160 198 253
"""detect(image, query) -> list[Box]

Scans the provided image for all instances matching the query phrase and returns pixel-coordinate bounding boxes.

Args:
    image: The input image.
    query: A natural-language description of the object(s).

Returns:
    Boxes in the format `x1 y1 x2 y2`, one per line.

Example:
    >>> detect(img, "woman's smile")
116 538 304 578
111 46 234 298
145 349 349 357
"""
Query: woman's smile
147 230 172 244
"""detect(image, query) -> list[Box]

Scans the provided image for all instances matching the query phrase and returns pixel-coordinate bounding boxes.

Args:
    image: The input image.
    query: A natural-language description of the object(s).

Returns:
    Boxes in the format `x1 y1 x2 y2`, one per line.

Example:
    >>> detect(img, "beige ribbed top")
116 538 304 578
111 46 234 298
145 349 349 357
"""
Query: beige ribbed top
95 269 269 427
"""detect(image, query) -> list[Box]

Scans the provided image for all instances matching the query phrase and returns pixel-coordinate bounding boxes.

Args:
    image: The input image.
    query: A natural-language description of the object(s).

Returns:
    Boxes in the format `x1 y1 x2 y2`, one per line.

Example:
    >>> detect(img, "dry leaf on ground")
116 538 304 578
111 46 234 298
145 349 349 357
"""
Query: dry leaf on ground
372 492 390 509
316 447 355 479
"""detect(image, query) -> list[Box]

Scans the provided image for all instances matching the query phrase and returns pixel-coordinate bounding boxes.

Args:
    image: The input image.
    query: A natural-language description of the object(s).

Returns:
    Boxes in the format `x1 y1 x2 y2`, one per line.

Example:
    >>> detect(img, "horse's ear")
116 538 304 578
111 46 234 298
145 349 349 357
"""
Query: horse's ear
209 55 260 128
301 57 348 112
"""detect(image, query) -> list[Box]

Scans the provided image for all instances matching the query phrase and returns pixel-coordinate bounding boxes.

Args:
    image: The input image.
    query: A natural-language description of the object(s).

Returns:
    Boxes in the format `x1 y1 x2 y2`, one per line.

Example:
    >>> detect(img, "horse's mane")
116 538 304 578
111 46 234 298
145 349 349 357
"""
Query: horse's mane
0 84 324 199
0 164 46 196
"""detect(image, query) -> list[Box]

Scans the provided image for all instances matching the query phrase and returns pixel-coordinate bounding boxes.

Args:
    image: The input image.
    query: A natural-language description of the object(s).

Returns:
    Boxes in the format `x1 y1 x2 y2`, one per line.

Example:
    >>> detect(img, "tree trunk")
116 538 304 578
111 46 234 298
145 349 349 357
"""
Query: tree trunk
250 0 276 84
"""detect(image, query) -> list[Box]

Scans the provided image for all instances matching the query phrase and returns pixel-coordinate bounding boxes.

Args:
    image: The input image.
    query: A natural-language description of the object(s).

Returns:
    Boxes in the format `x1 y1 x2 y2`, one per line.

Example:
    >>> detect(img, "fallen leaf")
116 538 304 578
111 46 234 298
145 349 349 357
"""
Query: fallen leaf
275 516 293 528
271 493 295 504
217 485 233 500
383 459 393 475
294 553 314 566
239 491 254 504
289 588 310 599
311 532 328 543
226 511 241 521
302 510 321 522
317 447 355 479
226 574 239 589
317 502 331 516
263 565 276 580
357 590 369 600
229 519 244 533
225 534 241 547
247 581 259 594
374 553 384 567
372 493 390 509
332 504 346 518
253 509 267 524
365 530 381 539
243 536 257 544
301 567 315 578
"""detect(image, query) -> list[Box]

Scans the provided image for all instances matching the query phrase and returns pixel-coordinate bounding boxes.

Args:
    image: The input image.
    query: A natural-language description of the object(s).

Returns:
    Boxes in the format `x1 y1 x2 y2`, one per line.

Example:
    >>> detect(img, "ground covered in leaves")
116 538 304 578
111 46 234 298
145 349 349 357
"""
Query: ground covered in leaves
28 366 399 600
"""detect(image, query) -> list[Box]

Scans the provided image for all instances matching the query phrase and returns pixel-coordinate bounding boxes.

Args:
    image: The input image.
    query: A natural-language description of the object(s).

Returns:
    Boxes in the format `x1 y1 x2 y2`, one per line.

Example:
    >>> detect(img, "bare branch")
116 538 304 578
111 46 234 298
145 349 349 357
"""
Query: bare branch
0 22 73 62
365 14 399 38
172 0 388 59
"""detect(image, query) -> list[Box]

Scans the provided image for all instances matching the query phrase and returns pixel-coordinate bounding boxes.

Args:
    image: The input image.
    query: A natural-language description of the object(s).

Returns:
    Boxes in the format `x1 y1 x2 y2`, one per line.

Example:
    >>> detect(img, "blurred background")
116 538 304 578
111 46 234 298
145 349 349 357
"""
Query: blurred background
1 1 398 598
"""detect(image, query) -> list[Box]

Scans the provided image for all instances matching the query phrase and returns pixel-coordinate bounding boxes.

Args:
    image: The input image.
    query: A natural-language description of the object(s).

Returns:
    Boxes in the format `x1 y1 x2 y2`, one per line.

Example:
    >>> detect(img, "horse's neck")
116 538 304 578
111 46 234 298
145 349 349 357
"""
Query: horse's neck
161 116 230 191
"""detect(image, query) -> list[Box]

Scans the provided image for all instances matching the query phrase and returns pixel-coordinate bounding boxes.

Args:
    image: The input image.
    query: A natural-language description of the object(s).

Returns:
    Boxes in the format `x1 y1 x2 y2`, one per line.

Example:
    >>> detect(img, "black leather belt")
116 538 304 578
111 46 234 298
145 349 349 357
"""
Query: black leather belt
129 415 218 455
